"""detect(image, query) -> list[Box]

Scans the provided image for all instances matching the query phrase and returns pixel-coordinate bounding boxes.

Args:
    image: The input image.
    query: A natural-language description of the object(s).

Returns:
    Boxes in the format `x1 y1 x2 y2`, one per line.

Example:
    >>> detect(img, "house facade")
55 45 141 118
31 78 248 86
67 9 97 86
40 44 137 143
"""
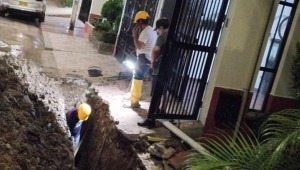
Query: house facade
115 0 299 134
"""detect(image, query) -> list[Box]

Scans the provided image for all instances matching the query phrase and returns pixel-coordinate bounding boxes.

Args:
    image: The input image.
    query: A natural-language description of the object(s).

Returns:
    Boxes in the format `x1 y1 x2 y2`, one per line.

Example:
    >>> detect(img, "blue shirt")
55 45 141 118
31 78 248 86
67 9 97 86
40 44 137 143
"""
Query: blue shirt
65 108 83 138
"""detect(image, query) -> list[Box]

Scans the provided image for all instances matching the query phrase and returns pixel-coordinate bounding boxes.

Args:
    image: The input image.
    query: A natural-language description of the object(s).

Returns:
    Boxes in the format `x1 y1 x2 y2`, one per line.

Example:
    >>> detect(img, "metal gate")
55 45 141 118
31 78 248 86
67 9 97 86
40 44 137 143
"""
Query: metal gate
79 0 92 23
149 0 229 120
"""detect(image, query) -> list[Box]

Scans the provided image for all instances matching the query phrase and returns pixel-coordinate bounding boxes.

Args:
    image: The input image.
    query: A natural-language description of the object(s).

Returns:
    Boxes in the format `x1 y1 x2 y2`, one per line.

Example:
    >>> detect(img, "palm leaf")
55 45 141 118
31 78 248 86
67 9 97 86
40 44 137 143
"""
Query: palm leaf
186 109 300 170
259 109 300 169
186 130 267 170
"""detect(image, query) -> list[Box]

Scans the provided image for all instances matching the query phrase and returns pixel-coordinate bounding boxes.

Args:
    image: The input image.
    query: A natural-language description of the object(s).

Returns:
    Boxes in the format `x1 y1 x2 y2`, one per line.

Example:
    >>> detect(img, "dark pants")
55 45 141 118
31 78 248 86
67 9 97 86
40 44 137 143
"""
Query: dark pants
134 54 151 80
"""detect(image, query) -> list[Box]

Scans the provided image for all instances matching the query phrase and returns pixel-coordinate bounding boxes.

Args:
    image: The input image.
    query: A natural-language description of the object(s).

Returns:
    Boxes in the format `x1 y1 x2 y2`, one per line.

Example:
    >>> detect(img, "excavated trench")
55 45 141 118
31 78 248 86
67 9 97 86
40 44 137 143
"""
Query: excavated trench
0 43 147 169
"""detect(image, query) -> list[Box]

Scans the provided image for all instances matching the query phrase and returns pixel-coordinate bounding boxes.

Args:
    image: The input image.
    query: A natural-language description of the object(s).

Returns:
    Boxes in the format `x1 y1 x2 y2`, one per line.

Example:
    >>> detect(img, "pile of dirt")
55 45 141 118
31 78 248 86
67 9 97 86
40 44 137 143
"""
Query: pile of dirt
0 45 74 169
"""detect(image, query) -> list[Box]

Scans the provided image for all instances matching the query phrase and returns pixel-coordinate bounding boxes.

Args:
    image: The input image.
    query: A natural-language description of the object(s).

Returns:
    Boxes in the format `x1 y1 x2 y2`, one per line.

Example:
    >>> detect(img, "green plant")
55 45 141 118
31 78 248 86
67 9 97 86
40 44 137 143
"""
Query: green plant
102 31 117 44
92 19 112 32
90 0 122 45
186 109 300 170
65 0 73 7
92 31 104 41
101 0 123 30
114 15 122 32
92 31 117 44
60 0 73 7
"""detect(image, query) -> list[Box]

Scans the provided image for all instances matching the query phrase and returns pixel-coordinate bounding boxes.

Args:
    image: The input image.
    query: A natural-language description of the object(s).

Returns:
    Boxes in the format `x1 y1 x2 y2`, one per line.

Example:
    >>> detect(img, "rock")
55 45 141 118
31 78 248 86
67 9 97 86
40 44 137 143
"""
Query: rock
148 143 166 159
163 147 176 159
5 144 12 150
167 151 189 170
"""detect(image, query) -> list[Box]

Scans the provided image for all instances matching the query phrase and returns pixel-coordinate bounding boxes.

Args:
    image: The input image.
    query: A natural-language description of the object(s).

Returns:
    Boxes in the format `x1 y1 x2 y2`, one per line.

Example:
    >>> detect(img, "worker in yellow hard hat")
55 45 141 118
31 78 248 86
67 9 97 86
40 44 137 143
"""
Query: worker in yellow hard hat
124 11 157 108
66 103 91 148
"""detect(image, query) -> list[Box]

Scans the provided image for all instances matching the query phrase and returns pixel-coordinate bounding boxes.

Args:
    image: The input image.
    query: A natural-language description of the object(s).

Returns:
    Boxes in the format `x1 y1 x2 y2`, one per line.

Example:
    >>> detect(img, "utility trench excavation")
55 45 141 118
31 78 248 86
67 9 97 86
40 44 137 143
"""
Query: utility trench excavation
0 43 148 169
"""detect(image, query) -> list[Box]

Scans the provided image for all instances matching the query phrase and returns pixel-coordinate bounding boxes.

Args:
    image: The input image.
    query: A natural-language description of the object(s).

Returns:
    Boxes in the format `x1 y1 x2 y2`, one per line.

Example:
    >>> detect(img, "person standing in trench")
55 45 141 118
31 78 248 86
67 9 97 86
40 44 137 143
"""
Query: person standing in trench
66 103 91 149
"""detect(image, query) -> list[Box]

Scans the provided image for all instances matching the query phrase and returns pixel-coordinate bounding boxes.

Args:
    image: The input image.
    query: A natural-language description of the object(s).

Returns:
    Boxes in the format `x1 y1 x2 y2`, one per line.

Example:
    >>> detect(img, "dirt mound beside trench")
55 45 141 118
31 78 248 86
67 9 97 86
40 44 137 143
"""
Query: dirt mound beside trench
0 47 74 169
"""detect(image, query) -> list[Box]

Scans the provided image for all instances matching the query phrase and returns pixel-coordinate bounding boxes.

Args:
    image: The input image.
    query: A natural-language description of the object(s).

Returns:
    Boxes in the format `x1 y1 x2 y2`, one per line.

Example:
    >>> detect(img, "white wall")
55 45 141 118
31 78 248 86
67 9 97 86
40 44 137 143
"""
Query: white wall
90 0 107 16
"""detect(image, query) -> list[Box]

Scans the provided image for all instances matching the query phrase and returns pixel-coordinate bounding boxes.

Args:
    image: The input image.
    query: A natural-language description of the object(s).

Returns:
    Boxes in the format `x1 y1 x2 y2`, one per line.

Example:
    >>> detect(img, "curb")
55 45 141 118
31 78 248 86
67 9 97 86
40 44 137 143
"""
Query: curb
41 26 53 51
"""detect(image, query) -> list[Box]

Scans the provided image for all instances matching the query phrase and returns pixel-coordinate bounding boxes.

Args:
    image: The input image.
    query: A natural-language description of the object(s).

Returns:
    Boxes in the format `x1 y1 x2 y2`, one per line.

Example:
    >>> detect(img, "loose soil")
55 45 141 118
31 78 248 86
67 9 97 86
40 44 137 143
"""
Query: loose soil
0 48 74 169
0 42 152 169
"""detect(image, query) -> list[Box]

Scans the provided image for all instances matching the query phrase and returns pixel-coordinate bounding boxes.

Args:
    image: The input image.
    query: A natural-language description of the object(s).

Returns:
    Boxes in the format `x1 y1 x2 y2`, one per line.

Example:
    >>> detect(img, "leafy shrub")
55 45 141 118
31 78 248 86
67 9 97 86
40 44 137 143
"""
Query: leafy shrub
114 15 122 32
102 31 117 44
65 0 73 7
92 19 112 32
92 31 117 44
101 0 123 24
60 0 73 7
90 0 122 45
92 31 104 41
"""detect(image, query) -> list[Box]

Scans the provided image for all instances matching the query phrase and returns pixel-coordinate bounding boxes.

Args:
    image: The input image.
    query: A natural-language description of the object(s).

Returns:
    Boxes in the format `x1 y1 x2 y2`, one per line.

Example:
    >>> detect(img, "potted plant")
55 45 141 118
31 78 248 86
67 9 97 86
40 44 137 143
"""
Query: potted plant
89 0 123 55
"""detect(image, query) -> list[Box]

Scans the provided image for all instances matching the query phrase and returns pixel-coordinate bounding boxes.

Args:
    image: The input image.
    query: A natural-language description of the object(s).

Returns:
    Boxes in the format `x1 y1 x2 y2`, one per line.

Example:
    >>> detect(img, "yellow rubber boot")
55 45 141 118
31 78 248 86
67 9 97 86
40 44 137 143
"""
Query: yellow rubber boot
130 79 143 107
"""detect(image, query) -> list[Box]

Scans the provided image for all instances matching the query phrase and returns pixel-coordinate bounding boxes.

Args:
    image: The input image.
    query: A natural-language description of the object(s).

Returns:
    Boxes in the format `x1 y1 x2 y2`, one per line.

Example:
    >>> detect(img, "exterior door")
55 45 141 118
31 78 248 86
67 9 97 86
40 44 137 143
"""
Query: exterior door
79 0 92 23
149 0 229 120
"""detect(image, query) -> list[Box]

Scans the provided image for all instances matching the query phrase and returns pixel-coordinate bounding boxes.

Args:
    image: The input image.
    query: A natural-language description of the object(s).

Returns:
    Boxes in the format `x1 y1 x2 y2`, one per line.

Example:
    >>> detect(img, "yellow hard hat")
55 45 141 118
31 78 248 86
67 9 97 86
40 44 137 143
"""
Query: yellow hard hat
134 11 150 23
78 103 91 121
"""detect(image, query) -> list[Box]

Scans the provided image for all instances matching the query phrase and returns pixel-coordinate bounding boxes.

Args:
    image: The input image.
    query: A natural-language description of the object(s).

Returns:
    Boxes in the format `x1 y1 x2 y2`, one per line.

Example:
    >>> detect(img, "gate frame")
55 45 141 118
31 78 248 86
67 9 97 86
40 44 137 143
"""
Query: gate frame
148 0 230 120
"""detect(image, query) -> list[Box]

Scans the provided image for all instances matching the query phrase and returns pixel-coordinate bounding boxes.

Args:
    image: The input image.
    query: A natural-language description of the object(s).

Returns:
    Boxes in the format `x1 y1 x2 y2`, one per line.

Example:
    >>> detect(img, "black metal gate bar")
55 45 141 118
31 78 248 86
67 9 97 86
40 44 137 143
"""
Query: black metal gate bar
185 0 220 115
192 0 228 117
182 0 217 115
149 0 229 120
174 0 216 116
176 0 204 105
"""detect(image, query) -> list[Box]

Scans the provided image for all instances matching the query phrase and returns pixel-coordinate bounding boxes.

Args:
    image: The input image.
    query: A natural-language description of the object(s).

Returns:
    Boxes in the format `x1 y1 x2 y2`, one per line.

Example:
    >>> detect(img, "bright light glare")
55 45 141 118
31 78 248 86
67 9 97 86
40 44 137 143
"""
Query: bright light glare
124 60 135 70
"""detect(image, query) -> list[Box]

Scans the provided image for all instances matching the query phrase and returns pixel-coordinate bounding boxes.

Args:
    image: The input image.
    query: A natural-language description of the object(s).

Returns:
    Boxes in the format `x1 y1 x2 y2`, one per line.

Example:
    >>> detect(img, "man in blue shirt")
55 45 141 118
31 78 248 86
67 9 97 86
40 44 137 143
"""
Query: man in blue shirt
66 103 91 148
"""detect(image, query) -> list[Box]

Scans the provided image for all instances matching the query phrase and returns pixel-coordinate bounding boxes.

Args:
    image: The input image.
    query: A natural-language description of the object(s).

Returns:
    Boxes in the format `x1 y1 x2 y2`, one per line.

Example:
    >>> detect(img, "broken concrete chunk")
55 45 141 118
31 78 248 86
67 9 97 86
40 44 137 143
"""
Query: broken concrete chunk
163 147 176 159
6 144 12 150
148 143 167 159
167 151 189 170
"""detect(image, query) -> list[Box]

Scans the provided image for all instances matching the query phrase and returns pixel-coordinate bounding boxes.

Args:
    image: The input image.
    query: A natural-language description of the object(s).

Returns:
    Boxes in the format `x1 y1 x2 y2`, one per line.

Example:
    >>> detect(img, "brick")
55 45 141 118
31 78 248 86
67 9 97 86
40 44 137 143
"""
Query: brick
167 151 189 170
